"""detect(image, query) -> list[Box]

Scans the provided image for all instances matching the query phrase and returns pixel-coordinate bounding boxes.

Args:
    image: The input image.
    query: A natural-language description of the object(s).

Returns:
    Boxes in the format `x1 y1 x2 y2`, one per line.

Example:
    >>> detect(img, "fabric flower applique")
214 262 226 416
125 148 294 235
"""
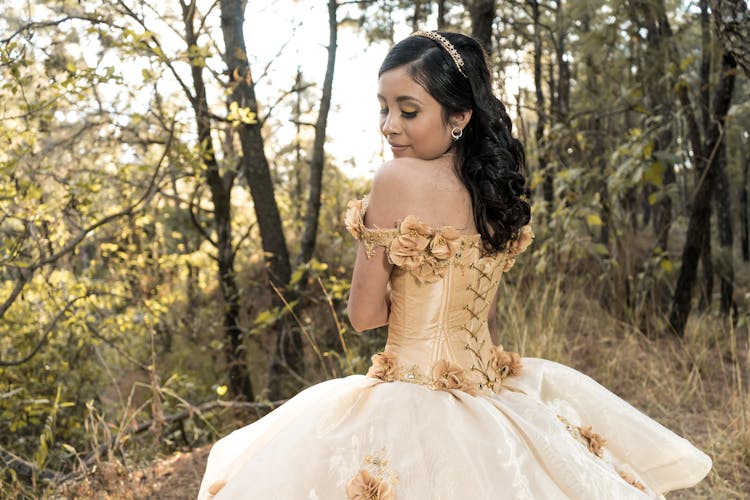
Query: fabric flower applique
366 352 399 382
502 223 534 273
344 198 366 240
431 359 478 396
388 216 432 269
618 470 647 492
488 345 522 382
579 425 606 458
346 469 395 500
508 223 534 257
429 227 462 261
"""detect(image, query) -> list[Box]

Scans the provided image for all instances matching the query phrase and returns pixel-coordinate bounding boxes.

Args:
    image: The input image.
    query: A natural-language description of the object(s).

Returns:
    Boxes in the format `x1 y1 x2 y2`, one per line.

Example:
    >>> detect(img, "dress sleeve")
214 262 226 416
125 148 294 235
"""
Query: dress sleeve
502 223 534 273
344 196 398 259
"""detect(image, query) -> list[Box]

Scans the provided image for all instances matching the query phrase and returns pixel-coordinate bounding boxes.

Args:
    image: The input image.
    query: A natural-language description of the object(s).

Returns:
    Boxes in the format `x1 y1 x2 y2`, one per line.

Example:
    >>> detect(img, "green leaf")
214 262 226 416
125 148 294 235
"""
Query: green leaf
642 161 665 187
593 243 610 256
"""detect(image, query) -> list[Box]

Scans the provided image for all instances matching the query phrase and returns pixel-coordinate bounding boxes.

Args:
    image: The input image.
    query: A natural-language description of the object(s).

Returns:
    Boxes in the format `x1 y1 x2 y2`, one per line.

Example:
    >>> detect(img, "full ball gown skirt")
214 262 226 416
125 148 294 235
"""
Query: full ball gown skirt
198 198 711 499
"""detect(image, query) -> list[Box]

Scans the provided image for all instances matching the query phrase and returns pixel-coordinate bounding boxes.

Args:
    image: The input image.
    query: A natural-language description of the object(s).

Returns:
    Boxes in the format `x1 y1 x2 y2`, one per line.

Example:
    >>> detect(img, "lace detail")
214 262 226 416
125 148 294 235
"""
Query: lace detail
618 470 648 492
557 415 607 458
346 196 536 283
345 197 398 259
365 351 522 397
347 449 398 500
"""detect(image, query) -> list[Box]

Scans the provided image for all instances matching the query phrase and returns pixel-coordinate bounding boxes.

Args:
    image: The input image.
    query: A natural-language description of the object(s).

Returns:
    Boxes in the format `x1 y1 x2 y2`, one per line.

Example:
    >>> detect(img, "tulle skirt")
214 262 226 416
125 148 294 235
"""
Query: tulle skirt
198 358 711 499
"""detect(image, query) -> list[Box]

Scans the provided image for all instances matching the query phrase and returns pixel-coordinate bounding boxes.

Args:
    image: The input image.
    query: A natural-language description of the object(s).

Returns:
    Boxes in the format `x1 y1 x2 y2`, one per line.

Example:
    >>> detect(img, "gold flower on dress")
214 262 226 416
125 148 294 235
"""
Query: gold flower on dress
412 255 445 283
508 223 534 256
366 352 399 382
618 470 647 492
345 198 366 240
488 345 522 381
431 359 478 396
429 227 462 261
346 469 395 500
501 256 516 273
388 216 432 269
207 479 227 496
579 425 606 458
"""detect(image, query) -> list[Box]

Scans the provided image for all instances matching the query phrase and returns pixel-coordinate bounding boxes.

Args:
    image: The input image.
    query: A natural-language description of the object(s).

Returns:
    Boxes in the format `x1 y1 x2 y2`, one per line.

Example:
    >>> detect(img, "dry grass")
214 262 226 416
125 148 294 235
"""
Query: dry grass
498 267 750 499
38 263 750 498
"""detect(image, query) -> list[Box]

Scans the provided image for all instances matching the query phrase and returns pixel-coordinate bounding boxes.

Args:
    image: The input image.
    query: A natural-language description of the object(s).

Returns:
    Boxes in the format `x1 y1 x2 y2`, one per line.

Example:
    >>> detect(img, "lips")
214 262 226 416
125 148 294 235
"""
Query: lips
389 143 408 152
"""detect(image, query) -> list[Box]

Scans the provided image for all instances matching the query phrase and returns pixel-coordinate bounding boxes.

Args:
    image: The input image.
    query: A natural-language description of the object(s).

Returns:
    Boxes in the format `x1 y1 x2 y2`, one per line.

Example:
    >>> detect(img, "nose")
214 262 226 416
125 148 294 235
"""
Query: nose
380 110 400 137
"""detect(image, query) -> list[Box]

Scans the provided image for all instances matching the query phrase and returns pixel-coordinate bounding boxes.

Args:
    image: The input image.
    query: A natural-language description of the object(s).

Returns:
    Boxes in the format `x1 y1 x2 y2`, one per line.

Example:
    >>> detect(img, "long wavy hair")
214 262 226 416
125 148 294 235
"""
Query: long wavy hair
379 32 530 253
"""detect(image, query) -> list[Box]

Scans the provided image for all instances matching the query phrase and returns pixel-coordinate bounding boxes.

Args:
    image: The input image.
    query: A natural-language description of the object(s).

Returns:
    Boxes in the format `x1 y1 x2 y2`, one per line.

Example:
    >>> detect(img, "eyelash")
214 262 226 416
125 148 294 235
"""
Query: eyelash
380 109 418 119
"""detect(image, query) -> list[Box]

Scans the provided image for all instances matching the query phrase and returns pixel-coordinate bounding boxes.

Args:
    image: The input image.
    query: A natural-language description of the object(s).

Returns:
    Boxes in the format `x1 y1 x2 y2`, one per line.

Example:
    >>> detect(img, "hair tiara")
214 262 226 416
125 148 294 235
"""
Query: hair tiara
410 31 468 78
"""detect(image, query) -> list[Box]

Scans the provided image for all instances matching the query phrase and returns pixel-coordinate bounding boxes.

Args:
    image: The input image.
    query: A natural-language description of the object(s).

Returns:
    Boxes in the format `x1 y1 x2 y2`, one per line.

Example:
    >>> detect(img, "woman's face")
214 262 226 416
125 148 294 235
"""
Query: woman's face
377 66 454 160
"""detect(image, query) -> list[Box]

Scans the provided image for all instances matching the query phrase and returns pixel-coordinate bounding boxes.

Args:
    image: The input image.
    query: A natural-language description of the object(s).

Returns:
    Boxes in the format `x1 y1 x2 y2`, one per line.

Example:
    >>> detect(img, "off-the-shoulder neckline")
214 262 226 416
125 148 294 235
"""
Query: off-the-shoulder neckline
355 196 483 240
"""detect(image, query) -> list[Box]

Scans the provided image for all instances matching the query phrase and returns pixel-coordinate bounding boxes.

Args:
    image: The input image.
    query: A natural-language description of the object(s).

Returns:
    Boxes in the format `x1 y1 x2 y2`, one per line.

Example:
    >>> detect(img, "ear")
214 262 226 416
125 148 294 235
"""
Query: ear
449 109 472 130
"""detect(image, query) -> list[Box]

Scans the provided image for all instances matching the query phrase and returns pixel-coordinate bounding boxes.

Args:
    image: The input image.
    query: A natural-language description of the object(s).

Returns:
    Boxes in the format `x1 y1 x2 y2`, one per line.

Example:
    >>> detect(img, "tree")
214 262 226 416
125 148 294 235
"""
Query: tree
711 0 750 78
669 52 737 335
220 0 292 290
298 0 339 266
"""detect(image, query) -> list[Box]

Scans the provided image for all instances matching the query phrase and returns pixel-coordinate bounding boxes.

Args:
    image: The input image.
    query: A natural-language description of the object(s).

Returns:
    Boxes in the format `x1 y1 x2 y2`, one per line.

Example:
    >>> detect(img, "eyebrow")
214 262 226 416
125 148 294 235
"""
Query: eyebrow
376 94 424 105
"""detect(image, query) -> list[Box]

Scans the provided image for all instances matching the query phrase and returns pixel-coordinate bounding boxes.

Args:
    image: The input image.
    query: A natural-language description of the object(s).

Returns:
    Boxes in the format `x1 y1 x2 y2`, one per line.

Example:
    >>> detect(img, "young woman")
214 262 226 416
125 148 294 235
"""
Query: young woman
199 31 711 499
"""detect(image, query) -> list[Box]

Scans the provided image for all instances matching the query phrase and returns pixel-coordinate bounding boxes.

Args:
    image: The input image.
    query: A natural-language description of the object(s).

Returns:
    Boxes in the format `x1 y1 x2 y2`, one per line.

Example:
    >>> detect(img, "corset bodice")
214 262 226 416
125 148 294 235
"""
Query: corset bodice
385 235 505 386
345 196 532 394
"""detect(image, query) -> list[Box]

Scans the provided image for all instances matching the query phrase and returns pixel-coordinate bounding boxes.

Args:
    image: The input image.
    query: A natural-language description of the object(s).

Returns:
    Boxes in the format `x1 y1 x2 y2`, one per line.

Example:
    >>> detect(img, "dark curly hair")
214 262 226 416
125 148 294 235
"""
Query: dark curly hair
378 32 530 253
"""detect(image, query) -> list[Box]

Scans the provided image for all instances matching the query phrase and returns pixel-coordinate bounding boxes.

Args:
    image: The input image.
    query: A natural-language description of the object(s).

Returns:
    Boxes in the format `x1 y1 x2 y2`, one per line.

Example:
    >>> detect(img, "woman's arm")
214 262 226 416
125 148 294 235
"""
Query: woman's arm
347 243 392 332
347 160 418 332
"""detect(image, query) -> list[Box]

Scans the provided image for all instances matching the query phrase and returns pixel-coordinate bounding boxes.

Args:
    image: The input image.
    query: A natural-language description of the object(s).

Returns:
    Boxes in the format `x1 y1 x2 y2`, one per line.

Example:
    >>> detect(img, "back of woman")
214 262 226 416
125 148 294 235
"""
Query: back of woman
198 31 711 500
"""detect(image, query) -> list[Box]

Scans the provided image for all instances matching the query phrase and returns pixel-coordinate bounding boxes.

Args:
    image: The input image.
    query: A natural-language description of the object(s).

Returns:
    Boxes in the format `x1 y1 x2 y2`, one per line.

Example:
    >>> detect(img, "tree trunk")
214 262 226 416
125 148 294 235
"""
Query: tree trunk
220 0 303 399
700 0 711 134
714 140 734 315
554 0 570 122
529 0 552 207
698 222 713 310
437 0 447 28
469 0 496 56
629 0 677 250
742 155 749 262
710 0 750 78
220 0 291 289
669 52 737 336
412 0 423 31
182 0 253 400
298 0 338 266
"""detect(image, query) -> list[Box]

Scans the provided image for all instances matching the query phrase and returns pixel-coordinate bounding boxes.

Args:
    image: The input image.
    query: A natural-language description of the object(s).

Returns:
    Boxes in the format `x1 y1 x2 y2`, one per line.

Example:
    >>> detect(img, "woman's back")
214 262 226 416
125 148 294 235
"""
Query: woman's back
345 192 528 393
365 155 477 236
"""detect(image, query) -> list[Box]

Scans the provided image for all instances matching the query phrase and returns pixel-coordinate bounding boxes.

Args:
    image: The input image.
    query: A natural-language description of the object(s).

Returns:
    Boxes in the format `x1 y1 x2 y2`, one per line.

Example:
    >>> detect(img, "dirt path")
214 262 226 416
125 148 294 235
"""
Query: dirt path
136 446 209 499
61 446 209 499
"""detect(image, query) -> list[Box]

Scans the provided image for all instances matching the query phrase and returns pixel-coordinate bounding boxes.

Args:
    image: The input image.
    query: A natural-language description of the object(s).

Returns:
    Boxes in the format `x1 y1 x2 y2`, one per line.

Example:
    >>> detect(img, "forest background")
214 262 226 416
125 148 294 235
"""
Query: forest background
1 0 749 497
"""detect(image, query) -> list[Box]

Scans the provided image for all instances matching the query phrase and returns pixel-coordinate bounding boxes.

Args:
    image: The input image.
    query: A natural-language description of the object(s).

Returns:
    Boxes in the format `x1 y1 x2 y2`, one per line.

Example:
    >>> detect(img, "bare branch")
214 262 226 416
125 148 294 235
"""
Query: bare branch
260 83 316 126
188 185 218 248
0 293 93 367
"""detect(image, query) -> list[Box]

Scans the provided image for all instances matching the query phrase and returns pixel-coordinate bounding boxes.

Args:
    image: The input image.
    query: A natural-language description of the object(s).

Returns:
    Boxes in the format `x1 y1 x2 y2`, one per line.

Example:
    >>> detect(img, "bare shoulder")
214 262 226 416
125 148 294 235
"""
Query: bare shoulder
367 157 472 231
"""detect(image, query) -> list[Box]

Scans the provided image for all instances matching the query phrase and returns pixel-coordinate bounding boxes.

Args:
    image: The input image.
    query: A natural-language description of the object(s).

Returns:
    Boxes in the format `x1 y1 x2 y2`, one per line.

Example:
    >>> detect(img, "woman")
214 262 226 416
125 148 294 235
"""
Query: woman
199 31 711 499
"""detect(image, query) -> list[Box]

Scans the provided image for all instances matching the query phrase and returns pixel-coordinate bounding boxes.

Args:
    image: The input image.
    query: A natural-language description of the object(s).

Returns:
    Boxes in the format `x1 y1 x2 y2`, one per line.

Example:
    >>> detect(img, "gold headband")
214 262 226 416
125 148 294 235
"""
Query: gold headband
411 31 468 78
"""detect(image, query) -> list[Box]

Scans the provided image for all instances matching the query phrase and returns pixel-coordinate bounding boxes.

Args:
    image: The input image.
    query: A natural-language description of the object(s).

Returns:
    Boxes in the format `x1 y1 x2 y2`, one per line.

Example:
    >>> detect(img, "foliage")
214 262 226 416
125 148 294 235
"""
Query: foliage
0 0 748 496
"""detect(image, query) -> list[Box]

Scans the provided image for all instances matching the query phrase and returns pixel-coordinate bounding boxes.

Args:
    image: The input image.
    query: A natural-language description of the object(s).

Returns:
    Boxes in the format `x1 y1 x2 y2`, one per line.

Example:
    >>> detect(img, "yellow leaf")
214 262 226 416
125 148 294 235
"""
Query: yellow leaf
216 385 228 396
660 259 674 273
586 214 603 226
642 141 654 159
648 193 659 205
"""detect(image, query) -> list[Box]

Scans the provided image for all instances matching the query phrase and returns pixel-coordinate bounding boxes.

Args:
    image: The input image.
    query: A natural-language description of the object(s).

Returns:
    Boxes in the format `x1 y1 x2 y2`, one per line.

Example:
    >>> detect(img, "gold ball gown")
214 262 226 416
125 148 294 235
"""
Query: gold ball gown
198 197 711 499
